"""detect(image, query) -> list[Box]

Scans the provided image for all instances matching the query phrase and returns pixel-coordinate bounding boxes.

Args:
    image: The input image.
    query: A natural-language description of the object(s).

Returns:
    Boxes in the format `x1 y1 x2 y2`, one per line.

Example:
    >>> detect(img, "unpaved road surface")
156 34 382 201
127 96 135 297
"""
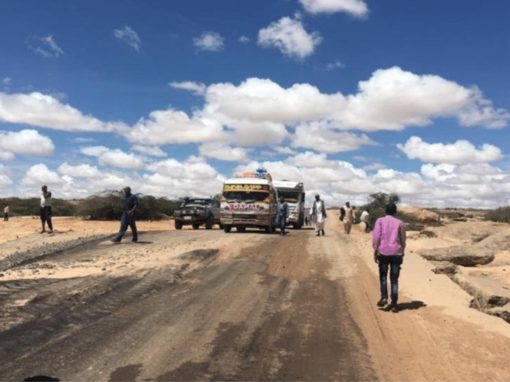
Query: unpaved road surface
2 219 510 381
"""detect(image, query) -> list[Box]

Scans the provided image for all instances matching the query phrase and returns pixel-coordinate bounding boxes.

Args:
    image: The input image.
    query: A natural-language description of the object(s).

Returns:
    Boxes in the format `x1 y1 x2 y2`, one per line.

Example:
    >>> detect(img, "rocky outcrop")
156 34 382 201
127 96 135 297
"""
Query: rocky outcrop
477 229 510 251
419 227 510 267
454 270 510 323
432 262 458 275
420 247 494 266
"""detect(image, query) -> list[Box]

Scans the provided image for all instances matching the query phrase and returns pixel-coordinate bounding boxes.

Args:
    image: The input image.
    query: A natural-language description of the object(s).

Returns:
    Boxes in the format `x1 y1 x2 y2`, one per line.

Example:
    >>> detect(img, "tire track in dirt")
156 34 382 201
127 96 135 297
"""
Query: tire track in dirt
1 228 377 381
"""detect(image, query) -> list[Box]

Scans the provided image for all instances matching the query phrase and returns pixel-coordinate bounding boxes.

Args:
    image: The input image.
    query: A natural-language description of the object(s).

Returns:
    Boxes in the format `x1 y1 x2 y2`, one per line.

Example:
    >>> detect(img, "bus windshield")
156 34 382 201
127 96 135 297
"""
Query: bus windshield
223 184 270 203
223 191 269 202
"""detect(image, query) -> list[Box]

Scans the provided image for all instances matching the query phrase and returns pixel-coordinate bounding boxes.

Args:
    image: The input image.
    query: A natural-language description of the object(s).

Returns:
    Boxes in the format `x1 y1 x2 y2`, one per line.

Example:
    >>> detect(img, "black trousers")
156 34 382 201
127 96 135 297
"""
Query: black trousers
40 206 53 231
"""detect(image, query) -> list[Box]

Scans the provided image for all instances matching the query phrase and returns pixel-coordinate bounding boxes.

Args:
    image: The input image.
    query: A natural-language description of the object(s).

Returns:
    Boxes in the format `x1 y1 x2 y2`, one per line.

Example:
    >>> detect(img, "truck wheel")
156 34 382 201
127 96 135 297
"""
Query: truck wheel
175 220 183 230
237 226 246 233
265 225 274 234
293 223 300 229
192 223 200 230
223 225 232 233
205 216 213 229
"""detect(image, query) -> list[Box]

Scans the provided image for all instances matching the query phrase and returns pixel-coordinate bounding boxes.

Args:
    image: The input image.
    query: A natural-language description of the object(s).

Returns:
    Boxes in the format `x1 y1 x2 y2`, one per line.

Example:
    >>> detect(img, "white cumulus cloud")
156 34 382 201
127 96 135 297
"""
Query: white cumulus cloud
21 163 65 187
81 146 144 170
193 32 224 51
258 16 322 59
203 77 343 124
0 164 12 187
131 145 167 157
199 143 248 162
81 146 110 157
170 81 207 96
126 109 225 146
339 67 509 130
0 129 54 158
398 136 503 164
292 122 375 153
58 163 101 178
300 0 368 17
97 149 144 170
113 26 141 51
0 92 126 132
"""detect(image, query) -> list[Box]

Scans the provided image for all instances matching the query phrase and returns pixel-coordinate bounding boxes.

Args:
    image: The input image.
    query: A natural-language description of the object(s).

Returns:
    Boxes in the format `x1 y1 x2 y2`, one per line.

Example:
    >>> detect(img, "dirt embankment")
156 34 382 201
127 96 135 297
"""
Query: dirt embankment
406 219 510 324
0 216 172 246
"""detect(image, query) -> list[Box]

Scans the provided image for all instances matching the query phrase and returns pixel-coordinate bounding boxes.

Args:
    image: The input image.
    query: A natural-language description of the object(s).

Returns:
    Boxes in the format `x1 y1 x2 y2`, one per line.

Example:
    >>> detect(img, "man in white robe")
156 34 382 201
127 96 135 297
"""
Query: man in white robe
310 194 327 236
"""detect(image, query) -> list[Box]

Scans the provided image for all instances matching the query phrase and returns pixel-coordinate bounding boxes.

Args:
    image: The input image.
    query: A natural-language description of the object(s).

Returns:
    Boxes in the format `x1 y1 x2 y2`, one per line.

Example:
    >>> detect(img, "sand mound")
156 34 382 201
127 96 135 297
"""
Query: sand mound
400 207 440 223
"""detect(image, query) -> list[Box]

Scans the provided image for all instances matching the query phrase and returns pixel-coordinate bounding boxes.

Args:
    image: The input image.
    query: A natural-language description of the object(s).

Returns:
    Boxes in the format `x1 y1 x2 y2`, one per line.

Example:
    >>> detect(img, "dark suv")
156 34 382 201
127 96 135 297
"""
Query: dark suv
173 198 221 230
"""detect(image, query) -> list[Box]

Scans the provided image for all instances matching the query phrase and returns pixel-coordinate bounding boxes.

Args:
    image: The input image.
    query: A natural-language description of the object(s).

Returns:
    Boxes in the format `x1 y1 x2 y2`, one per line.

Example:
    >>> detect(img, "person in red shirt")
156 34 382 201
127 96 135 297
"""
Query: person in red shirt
372 202 406 312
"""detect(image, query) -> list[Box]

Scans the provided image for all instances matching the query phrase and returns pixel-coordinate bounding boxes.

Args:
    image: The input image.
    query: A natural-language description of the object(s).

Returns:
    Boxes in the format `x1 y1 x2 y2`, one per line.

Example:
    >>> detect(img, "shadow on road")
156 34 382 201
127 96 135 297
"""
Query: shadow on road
24 376 60 382
379 300 427 312
399 300 427 310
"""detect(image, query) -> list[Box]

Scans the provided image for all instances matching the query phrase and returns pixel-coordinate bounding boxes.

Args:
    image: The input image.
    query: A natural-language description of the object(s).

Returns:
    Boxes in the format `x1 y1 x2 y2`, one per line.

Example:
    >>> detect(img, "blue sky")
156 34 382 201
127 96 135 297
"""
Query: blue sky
0 0 509 207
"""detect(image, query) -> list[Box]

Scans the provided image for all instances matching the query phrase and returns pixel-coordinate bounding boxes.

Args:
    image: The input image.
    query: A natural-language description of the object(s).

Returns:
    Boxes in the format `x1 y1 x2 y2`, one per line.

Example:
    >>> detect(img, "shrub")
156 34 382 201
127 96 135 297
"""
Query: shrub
359 192 422 230
485 207 510 223
0 197 77 216
78 194 123 220
77 194 180 220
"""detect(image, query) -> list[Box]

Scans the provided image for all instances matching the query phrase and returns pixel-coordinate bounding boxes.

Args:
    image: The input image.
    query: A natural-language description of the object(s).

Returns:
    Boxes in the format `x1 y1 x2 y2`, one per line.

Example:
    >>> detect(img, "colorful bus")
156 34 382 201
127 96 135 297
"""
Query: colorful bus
220 171 278 233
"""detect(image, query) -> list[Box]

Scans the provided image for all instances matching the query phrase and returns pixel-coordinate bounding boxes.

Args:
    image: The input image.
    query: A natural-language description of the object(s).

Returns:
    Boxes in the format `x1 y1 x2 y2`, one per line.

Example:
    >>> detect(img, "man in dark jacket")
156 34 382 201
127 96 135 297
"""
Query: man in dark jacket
277 196 288 236
112 187 138 243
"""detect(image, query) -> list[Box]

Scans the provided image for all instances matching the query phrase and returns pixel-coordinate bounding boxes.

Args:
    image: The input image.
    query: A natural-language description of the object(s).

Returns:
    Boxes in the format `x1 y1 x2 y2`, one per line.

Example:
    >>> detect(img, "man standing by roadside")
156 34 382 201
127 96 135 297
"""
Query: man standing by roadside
112 187 138 243
344 201 354 234
3 205 9 221
360 208 371 233
310 194 327 236
372 202 406 313
277 196 288 236
40 185 53 233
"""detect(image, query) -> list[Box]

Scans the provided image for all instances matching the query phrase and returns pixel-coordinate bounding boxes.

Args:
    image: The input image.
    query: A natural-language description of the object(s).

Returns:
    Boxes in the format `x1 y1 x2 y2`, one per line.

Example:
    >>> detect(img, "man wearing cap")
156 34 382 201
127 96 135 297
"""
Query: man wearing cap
112 187 138 243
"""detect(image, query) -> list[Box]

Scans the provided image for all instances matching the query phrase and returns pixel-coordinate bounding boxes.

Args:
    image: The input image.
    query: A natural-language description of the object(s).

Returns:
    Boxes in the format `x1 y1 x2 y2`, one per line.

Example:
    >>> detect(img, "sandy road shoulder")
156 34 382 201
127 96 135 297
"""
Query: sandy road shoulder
325 216 510 382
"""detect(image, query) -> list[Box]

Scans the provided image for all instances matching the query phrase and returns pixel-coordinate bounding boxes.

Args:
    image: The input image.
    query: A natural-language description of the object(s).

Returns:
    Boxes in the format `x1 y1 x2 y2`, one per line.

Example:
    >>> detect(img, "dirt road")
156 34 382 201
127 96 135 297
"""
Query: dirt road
2 218 510 381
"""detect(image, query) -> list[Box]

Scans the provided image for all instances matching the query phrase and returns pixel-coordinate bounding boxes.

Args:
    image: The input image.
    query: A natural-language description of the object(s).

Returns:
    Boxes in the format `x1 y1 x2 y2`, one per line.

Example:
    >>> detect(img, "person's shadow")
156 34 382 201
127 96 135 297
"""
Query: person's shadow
393 300 427 311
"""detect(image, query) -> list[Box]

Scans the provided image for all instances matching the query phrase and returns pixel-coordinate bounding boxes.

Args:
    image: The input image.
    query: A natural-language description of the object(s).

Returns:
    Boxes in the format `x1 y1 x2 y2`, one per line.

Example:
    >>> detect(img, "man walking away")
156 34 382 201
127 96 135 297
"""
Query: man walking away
344 202 354 234
112 187 138 243
372 202 406 312
40 185 53 233
3 205 9 221
360 208 371 233
277 196 288 236
310 194 327 236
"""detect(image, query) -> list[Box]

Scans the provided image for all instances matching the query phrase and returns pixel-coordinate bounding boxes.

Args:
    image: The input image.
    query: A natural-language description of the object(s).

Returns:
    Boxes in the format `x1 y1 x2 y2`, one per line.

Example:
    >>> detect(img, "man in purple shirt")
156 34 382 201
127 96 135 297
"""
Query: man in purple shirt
372 202 406 312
